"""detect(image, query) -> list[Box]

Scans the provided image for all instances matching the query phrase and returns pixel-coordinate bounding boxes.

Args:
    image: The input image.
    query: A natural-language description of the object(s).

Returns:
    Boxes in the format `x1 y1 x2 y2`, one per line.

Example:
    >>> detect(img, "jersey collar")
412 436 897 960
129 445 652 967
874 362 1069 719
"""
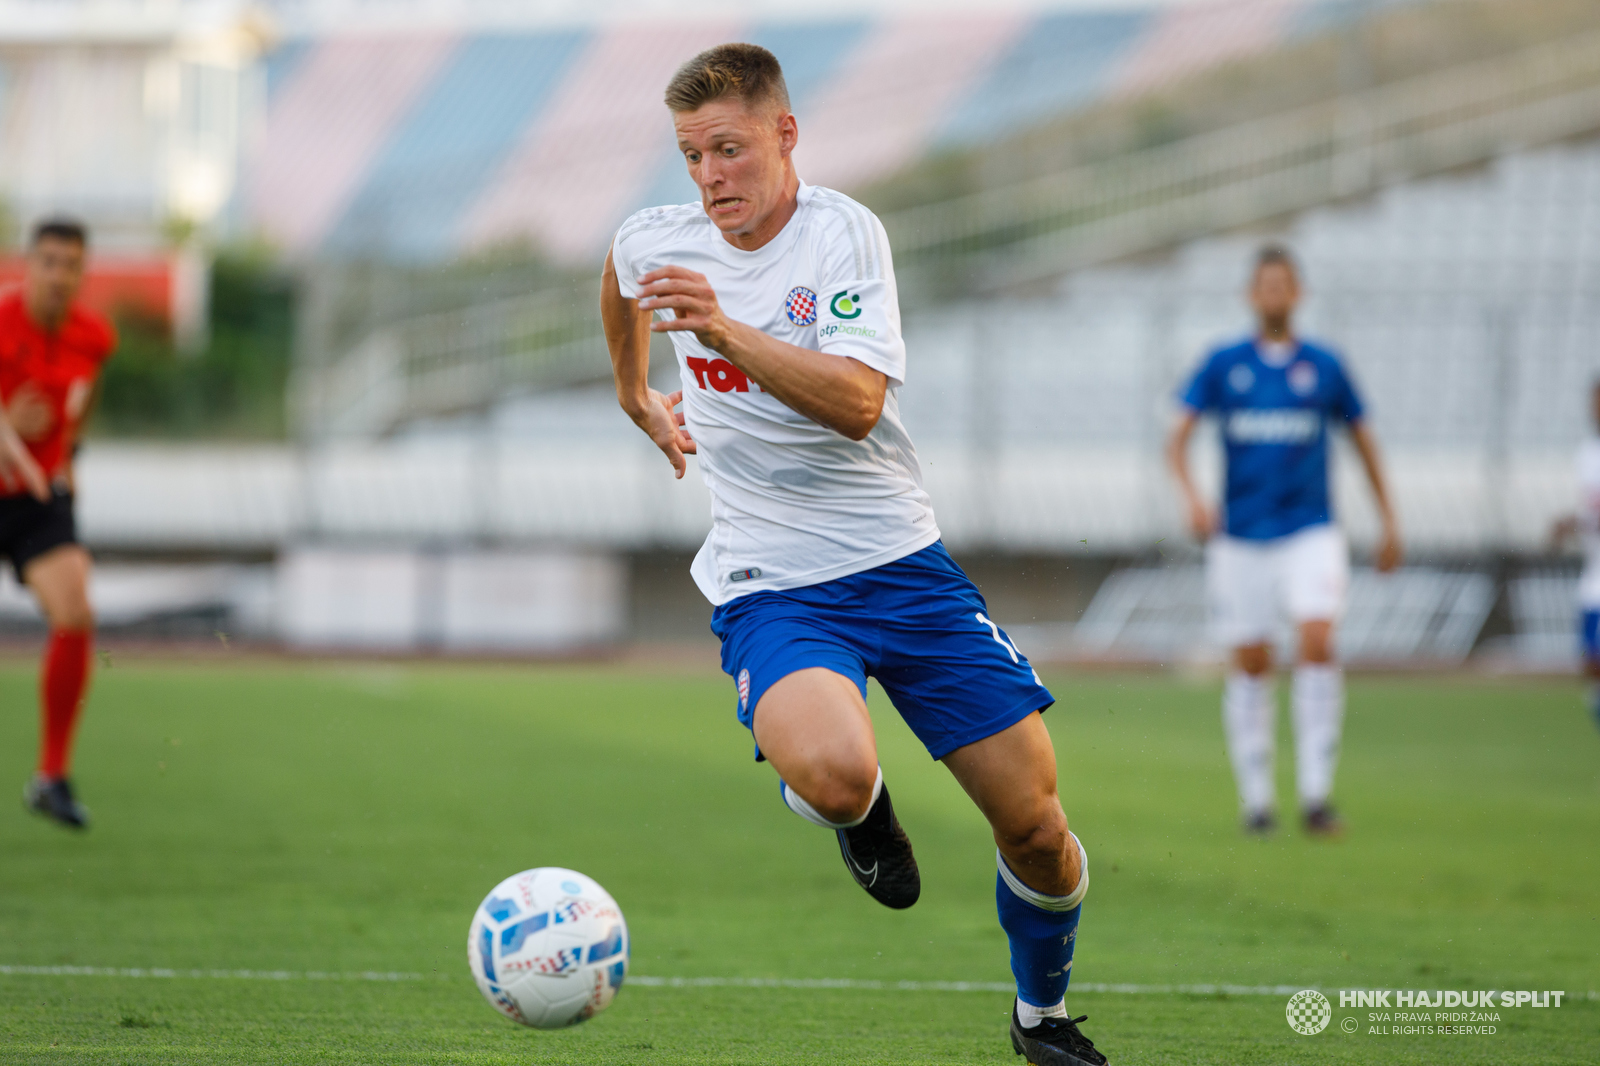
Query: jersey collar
1253 336 1300 369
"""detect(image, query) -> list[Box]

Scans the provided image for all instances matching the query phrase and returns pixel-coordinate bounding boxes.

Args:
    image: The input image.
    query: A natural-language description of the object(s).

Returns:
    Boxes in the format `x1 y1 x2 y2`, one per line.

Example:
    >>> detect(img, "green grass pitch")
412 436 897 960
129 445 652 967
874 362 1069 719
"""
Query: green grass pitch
0 658 1596 1064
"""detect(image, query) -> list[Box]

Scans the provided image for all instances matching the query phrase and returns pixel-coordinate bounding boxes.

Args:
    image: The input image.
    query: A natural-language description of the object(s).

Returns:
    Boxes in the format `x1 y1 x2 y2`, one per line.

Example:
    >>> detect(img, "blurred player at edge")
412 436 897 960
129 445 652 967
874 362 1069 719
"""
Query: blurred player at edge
0 218 113 829
602 45 1107 1066
1167 245 1400 838
1547 379 1600 734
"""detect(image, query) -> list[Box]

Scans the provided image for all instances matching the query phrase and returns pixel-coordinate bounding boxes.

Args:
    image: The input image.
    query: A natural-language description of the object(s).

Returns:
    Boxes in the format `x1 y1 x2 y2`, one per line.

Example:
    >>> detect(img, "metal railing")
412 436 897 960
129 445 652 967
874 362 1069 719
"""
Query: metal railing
299 29 1600 438
884 29 1600 295
299 282 604 438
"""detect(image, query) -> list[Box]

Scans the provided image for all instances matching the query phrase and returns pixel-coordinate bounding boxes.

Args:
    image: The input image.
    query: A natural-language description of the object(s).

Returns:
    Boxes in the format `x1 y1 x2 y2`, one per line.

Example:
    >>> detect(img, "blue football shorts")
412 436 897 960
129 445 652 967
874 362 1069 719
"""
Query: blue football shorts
709 541 1055 761
1581 609 1600 662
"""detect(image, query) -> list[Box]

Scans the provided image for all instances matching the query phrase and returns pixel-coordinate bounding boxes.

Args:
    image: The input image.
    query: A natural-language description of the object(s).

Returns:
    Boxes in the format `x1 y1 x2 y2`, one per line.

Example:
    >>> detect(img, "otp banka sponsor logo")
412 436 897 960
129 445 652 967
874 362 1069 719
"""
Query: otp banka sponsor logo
1226 408 1320 444
687 356 760 393
819 290 877 340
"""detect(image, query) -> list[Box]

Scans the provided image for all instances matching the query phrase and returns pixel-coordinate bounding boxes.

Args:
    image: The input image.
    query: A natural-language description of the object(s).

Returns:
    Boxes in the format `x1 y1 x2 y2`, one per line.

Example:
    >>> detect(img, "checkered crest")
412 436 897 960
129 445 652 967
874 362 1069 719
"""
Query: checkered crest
1286 990 1331 1034
785 286 818 326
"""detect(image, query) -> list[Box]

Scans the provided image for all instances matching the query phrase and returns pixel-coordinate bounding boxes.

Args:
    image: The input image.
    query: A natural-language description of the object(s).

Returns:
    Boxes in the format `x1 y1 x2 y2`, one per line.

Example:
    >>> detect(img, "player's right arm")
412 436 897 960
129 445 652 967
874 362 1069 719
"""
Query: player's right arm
602 249 697 480
1165 408 1214 541
0 400 49 501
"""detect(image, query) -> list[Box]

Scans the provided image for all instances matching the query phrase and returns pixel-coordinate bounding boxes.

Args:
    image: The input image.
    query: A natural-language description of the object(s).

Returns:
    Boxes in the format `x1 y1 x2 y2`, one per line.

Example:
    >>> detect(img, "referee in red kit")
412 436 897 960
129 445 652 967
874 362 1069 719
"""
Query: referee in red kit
1 218 115 828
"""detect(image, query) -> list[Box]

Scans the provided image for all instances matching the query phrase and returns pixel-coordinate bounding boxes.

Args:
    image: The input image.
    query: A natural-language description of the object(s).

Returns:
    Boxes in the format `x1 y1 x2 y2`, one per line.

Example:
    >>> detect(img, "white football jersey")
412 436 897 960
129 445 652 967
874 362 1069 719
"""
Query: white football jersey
1577 437 1600 607
611 183 940 605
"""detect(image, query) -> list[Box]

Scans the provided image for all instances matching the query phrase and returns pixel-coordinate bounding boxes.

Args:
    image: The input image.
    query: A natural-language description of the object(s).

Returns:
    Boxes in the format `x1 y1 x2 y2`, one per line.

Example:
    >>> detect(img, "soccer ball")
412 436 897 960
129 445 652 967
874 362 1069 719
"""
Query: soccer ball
467 867 629 1029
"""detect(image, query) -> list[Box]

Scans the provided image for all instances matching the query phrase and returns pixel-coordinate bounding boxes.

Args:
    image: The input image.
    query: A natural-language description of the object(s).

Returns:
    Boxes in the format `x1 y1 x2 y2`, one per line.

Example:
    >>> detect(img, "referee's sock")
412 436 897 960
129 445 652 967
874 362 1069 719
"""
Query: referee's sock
38 629 92 779
997 833 1088 1027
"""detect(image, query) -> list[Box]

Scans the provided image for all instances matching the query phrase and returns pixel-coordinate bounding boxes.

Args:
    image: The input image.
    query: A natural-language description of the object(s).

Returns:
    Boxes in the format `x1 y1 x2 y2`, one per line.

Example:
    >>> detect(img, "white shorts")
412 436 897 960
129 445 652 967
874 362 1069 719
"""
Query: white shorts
1206 524 1349 648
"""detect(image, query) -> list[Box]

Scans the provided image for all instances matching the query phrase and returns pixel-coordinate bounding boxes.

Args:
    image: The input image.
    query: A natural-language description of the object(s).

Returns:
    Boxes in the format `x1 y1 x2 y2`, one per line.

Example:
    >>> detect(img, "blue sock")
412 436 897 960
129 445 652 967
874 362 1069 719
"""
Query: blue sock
995 836 1088 1012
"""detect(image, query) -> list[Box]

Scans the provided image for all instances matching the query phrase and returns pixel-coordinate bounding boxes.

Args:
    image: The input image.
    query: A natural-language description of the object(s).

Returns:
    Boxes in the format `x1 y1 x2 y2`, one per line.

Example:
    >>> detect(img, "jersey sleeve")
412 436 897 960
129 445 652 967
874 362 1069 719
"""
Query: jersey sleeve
1326 353 1365 422
814 209 907 386
91 315 116 365
1178 352 1222 412
610 224 643 300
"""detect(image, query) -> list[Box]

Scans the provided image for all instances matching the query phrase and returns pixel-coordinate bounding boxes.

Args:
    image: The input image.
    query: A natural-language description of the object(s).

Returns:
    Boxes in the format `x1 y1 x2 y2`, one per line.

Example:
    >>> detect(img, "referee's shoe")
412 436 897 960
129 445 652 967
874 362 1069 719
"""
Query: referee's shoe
25 775 89 829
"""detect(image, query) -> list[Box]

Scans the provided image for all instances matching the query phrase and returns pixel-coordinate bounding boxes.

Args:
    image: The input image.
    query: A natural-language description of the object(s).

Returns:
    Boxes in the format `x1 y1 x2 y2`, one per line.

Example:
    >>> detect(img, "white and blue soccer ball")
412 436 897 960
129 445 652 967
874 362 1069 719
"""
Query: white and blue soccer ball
467 867 629 1029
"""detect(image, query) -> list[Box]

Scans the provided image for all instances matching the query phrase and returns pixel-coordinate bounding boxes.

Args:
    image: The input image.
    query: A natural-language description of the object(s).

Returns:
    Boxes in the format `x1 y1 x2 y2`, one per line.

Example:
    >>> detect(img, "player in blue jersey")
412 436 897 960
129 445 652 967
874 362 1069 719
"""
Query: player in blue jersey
603 45 1106 1064
1166 245 1401 837
1548 379 1600 733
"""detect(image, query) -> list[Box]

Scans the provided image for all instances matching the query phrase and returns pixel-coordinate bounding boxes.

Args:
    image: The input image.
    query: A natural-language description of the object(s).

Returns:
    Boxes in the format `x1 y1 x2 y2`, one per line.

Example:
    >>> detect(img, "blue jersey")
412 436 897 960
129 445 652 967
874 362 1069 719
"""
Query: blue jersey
1179 337 1365 540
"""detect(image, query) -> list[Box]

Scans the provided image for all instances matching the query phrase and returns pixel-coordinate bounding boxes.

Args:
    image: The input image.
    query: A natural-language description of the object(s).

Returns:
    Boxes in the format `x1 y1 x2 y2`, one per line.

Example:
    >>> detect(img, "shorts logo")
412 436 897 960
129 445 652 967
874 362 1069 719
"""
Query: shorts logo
829 291 863 319
737 668 751 712
1228 363 1255 393
1288 360 1318 396
785 287 818 326
729 567 761 582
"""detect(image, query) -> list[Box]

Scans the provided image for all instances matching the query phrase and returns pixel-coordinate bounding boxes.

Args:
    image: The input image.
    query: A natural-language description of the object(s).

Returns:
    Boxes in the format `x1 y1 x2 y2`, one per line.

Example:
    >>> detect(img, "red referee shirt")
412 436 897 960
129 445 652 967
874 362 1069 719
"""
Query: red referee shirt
0 290 116 492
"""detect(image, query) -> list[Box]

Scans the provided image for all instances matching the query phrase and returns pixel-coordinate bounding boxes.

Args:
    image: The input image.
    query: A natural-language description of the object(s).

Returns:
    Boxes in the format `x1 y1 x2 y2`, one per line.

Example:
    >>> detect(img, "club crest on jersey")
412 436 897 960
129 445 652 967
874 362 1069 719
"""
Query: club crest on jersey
785 286 818 326
1228 363 1256 393
1288 360 1319 396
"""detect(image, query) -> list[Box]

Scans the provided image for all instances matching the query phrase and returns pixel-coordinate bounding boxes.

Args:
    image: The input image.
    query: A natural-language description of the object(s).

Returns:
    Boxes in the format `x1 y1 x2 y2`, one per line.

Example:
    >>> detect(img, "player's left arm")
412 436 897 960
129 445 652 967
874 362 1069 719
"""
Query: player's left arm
1349 420 1402 572
636 266 886 441
62 379 103 494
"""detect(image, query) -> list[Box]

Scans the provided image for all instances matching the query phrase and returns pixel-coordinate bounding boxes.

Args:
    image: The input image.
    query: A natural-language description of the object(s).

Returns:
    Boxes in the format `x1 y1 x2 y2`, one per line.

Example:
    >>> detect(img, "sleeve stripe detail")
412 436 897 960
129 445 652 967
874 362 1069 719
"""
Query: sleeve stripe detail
811 188 884 281
615 204 710 246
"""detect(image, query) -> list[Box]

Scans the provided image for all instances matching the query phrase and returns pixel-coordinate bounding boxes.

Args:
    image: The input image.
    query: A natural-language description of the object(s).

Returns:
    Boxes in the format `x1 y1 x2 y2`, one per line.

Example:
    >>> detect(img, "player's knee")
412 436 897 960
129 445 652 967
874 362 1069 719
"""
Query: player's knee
995 800 1069 866
807 760 878 824
1236 643 1272 675
1299 622 1334 663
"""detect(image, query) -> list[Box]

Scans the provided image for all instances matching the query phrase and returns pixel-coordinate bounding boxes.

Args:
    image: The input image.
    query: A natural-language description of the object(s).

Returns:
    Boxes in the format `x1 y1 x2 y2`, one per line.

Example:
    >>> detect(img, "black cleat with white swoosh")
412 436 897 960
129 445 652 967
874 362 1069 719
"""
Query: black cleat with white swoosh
1010 1008 1109 1066
836 782 920 909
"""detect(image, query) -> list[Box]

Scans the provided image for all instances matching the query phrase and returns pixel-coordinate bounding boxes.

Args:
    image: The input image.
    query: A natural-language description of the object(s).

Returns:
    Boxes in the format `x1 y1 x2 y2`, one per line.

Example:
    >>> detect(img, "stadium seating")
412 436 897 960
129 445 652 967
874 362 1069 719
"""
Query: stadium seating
1064 565 1494 665
244 0 1388 260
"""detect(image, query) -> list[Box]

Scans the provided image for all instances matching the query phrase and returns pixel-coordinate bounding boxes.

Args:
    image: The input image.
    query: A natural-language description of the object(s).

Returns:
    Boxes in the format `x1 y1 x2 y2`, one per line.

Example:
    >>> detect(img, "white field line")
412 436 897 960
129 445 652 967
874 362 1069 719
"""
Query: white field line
631 977 1303 996
4 966 1596 1002
0 965 432 982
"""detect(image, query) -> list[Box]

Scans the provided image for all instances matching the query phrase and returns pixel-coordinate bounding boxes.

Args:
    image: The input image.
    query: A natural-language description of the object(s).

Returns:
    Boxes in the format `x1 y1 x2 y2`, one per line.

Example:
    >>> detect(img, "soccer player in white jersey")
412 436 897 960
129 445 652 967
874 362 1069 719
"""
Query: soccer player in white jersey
1548 380 1600 733
601 45 1108 1065
1167 246 1401 837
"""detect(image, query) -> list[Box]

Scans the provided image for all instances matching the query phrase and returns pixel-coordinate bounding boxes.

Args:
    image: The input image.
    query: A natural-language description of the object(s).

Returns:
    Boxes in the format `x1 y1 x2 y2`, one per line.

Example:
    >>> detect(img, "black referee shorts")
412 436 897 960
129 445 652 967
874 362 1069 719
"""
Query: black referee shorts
0 488 78 583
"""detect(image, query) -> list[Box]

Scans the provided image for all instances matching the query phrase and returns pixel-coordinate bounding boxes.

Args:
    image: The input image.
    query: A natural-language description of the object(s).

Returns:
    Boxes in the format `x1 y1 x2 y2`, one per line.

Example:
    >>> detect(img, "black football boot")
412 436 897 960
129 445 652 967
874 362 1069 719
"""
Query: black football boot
836 783 920 909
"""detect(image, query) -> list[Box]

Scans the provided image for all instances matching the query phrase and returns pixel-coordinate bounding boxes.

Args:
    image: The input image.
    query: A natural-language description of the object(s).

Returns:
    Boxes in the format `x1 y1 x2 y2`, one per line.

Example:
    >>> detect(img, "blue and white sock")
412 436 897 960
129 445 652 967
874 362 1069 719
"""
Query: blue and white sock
778 767 882 830
997 832 1089 1029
